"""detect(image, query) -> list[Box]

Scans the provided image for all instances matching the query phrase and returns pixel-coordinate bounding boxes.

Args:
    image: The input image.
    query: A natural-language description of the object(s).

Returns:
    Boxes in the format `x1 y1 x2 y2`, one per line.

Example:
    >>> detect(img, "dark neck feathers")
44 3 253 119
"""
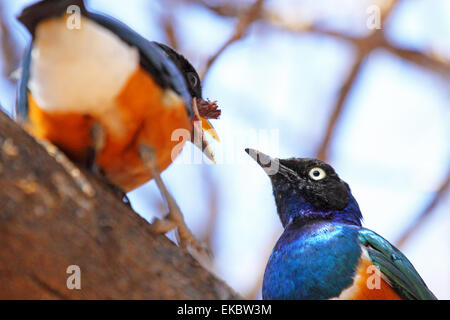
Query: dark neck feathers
273 185 362 228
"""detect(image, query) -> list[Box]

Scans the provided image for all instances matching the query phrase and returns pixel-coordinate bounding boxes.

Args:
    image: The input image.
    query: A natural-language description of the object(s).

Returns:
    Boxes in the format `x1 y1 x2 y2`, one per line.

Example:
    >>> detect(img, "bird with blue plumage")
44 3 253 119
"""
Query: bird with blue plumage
245 148 437 300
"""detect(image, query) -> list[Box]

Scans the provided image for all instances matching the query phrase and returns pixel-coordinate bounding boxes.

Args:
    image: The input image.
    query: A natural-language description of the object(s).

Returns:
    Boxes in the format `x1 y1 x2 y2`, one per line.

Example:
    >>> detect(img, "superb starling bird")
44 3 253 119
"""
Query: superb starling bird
16 0 220 250
245 149 437 300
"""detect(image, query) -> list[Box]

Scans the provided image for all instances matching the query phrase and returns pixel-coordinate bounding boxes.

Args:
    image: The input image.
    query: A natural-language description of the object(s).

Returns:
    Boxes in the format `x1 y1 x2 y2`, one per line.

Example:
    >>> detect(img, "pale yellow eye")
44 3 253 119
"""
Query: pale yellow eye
309 167 326 180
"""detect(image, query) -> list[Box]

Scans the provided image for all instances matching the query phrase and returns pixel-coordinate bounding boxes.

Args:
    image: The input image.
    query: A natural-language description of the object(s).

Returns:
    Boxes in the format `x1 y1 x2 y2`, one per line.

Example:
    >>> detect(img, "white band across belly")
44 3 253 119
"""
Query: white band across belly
29 16 139 115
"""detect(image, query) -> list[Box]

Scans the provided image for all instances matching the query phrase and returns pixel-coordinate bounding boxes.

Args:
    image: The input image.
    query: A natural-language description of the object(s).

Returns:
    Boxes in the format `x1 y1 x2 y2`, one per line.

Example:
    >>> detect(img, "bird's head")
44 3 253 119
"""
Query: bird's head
245 148 362 228
154 42 202 99
154 43 221 120
154 42 221 162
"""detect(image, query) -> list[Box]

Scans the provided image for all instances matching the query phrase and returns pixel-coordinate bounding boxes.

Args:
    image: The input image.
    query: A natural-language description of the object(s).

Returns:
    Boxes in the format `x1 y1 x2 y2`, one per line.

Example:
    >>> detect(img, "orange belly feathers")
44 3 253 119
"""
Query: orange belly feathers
27 67 192 192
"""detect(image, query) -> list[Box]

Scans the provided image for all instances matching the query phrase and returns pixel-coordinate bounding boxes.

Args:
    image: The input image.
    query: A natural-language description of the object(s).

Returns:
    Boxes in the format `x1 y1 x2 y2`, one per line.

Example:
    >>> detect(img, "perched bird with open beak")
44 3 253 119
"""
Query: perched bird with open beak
15 0 220 251
246 149 436 300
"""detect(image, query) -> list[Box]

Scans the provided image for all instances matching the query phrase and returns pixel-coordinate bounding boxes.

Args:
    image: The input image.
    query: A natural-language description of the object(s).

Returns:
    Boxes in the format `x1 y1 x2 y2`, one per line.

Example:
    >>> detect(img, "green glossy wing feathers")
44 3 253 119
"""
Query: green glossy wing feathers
358 228 437 300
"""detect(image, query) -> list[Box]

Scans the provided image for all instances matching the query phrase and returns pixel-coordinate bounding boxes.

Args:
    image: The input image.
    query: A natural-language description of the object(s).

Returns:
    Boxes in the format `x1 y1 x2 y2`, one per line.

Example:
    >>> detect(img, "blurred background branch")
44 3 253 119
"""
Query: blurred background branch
160 0 179 50
0 109 239 299
396 166 450 248
200 0 265 79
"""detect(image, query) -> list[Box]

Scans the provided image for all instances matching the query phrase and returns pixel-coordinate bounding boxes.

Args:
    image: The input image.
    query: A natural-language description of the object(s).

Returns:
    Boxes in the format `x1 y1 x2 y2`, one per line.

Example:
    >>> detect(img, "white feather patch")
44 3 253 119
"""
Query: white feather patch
28 16 139 115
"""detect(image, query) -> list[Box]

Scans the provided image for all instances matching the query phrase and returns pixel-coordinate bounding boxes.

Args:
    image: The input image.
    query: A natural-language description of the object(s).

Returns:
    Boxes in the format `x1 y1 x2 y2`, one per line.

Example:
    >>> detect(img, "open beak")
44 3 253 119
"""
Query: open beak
195 97 220 142
201 118 220 142
192 98 220 163
201 135 216 164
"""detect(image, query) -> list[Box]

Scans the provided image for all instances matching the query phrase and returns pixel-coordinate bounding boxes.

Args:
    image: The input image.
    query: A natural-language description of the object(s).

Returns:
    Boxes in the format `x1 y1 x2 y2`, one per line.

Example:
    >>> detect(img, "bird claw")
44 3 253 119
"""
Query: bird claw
150 217 177 234
151 215 212 258
139 145 211 257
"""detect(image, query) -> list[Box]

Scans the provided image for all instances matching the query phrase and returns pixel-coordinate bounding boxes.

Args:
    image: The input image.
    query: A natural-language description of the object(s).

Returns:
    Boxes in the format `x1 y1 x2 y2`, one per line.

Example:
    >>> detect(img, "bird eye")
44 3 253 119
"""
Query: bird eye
309 167 326 181
187 72 198 88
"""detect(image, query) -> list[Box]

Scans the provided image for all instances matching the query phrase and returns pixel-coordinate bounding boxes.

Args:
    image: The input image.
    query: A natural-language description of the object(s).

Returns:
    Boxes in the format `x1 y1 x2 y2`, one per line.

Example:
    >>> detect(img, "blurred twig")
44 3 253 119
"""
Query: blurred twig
381 41 450 78
191 0 450 162
266 13 450 78
244 228 281 300
200 0 265 80
161 14 179 50
314 0 400 161
156 0 179 50
245 269 264 300
194 0 450 79
261 4 450 161
316 50 367 161
200 168 219 249
187 0 246 18
396 167 450 249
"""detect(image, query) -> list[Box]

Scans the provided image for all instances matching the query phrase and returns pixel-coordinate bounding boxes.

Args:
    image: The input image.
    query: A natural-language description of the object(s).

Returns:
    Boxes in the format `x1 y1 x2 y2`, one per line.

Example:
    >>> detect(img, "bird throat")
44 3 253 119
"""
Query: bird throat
273 186 362 228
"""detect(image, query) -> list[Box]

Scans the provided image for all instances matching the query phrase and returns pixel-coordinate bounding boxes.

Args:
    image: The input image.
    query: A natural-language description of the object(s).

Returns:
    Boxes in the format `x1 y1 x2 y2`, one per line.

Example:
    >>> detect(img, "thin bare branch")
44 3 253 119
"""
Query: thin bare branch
200 168 219 248
244 229 281 300
245 273 263 300
193 0 450 81
313 0 405 161
161 14 179 50
200 0 265 80
266 19 450 81
186 0 244 18
396 167 450 249
382 40 450 78
315 51 367 161
380 0 403 24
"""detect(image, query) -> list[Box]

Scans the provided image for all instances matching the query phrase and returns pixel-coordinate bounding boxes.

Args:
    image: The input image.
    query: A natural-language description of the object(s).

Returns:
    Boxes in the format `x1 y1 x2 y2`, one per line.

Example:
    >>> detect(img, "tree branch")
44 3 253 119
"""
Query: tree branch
381 40 450 78
395 167 450 249
200 0 265 80
315 50 367 161
0 110 240 299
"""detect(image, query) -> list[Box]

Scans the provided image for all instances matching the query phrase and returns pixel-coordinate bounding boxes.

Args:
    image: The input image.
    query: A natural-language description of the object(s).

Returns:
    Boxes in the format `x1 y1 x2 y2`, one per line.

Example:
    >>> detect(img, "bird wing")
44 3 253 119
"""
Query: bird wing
87 12 193 118
358 228 437 300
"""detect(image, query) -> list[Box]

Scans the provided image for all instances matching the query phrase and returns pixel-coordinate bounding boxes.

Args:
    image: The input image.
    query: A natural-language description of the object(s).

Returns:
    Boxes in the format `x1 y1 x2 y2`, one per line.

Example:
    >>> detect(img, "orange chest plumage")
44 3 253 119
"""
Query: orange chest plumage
27 67 192 192
336 253 402 300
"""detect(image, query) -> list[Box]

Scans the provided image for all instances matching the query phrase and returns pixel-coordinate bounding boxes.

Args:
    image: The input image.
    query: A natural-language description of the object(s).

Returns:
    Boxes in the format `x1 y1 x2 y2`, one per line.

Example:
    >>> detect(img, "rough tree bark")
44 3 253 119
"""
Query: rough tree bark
0 110 240 299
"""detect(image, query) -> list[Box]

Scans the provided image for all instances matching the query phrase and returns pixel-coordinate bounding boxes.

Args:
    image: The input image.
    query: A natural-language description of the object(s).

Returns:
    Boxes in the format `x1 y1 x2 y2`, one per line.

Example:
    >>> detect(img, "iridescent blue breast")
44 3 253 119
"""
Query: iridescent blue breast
262 222 362 300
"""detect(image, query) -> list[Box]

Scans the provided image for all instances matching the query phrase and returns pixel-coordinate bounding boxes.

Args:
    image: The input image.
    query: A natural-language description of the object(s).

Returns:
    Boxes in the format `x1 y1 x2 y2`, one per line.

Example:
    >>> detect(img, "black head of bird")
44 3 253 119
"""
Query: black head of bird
245 148 362 227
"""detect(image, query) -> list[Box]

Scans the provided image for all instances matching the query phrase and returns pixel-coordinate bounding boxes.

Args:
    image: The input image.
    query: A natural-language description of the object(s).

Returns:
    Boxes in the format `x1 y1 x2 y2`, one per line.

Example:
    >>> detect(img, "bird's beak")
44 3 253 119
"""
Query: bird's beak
245 148 299 181
245 148 280 176
191 98 220 163
194 97 220 142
